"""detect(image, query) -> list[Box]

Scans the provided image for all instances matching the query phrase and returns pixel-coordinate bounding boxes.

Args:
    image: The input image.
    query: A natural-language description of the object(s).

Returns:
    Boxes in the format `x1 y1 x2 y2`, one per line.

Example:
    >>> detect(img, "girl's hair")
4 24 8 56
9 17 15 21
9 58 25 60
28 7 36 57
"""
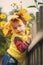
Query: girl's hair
9 14 27 25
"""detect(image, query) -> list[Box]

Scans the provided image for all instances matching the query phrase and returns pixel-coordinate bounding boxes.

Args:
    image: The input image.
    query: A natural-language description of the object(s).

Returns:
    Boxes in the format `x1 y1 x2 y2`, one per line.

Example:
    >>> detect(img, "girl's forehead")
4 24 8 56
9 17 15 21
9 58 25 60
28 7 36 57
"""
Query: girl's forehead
11 19 23 24
11 20 24 27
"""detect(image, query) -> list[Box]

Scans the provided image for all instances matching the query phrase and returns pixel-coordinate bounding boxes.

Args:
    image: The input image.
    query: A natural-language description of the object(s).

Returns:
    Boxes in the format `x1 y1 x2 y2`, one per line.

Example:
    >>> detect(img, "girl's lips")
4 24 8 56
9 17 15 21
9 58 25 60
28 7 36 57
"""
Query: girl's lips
17 31 23 34
18 31 22 34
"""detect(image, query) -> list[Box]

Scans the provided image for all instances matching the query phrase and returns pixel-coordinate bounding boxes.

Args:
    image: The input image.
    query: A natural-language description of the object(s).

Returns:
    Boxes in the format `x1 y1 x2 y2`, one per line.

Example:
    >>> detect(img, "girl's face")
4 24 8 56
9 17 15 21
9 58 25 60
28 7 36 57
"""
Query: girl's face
11 19 26 35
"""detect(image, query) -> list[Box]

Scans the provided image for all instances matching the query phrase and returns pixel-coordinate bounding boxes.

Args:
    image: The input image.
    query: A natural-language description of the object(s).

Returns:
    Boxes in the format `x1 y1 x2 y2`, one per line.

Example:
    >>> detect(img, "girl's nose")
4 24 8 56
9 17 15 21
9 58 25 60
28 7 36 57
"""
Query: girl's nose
17 27 20 31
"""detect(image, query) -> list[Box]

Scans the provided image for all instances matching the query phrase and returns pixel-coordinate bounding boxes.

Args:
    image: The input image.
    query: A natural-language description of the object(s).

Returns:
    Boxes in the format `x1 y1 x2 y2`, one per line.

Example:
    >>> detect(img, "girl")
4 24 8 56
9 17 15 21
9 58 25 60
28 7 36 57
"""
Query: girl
2 12 32 65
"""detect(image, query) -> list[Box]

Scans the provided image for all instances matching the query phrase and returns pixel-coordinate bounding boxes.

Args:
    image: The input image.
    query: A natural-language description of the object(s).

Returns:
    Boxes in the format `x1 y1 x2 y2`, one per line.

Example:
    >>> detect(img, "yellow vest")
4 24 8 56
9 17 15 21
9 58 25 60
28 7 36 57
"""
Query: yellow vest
7 27 30 63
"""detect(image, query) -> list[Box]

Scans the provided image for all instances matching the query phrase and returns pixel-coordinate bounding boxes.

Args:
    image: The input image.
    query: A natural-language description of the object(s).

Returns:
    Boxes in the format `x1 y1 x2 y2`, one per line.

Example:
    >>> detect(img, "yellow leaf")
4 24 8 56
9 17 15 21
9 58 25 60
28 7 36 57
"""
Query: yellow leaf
17 6 32 21
1 21 6 28
2 22 11 36
1 13 6 19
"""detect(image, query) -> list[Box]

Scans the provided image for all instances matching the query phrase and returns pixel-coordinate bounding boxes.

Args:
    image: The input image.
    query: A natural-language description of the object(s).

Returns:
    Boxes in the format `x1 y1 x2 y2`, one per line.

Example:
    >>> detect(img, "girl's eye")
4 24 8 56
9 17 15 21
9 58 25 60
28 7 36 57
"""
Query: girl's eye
19 25 21 27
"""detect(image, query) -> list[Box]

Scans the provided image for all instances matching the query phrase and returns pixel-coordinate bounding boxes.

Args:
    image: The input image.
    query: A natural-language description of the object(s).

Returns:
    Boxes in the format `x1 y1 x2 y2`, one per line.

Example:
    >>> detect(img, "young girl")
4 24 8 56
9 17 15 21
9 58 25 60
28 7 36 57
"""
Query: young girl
2 13 32 65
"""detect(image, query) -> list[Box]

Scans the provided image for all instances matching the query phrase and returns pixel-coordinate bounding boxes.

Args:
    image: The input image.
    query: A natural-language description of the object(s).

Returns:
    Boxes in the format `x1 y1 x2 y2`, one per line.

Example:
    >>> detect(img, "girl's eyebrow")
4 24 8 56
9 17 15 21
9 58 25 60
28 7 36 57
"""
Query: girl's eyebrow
10 18 20 22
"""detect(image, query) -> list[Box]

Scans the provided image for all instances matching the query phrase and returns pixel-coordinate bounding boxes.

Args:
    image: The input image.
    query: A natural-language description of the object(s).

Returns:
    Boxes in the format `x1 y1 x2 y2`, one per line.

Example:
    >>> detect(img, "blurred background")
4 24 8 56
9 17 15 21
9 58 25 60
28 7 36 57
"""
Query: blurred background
0 0 43 65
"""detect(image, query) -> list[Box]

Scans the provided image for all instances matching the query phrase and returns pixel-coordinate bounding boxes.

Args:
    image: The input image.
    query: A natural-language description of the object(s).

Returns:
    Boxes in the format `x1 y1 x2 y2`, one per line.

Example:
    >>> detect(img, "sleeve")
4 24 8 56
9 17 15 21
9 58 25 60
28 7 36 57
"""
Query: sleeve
14 37 29 53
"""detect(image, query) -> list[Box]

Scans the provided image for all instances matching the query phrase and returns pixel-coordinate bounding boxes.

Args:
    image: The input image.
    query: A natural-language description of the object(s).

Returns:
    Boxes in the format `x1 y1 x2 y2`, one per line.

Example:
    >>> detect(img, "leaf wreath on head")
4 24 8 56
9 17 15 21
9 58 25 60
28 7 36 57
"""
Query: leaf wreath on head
16 6 32 22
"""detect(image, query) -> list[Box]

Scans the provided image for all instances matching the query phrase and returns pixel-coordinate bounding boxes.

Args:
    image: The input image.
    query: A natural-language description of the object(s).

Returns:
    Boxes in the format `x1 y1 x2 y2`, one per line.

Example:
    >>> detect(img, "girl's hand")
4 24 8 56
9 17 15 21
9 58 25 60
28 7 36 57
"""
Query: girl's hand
27 34 32 44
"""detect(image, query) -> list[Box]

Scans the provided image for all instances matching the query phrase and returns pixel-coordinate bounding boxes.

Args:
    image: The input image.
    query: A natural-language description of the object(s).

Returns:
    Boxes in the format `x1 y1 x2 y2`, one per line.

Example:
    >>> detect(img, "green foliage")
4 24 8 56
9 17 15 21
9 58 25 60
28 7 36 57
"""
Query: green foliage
38 2 43 5
0 29 11 58
9 8 19 15
29 13 35 20
27 13 35 28
34 0 37 2
27 0 43 10
27 5 36 8
0 7 11 58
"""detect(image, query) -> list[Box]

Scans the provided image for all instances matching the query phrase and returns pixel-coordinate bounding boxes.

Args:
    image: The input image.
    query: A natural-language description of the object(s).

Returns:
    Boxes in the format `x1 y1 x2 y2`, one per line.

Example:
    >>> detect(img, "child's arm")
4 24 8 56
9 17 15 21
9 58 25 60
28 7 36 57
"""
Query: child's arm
14 37 30 53
27 34 32 44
